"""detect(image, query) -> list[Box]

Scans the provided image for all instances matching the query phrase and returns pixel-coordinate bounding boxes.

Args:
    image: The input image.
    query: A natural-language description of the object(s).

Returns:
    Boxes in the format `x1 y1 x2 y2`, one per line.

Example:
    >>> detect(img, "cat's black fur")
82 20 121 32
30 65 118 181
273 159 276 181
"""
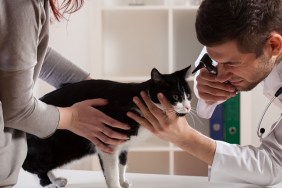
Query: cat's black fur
22 66 191 188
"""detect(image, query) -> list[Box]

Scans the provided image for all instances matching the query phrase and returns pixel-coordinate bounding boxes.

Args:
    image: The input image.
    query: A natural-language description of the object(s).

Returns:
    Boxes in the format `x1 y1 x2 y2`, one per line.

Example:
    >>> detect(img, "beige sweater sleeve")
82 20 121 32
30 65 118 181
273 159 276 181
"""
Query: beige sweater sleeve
0 0 59 138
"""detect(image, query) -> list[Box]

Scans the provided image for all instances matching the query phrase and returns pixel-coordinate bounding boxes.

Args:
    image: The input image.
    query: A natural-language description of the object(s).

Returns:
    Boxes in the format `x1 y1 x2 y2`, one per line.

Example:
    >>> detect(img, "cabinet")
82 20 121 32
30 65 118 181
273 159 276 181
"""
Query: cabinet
92 0 207 176
92 0 203 81
43 0 209 176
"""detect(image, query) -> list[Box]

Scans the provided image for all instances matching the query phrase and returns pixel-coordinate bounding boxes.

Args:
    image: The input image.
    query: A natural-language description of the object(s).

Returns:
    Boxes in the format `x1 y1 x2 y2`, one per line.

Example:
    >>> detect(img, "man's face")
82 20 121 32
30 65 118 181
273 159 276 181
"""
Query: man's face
206 41 275 92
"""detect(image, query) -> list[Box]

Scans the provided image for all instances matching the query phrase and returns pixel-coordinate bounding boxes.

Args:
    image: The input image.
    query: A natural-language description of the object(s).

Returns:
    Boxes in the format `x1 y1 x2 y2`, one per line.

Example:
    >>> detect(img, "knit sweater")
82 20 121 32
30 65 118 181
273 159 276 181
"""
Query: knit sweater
0 0 89 186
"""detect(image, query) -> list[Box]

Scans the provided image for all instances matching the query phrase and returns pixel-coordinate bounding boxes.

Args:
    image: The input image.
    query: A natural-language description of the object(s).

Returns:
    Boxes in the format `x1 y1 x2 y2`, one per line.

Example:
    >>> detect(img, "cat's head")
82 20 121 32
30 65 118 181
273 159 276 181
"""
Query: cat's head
148 65 192 116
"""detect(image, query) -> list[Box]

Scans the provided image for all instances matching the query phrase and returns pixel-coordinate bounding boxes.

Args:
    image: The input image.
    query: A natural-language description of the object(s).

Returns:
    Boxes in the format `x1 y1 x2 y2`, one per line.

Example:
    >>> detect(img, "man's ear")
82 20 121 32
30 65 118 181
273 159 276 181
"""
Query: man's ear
267 32 282 56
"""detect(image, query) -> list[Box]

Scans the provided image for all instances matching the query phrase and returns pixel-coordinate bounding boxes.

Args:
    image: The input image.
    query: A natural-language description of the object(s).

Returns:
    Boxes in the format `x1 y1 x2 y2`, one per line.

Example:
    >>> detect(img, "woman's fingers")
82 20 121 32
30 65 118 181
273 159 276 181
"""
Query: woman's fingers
67 99 131 154
83 98 108 106
97 123 129 140
89 137 113 153
86 99 130 130
99 111 130 130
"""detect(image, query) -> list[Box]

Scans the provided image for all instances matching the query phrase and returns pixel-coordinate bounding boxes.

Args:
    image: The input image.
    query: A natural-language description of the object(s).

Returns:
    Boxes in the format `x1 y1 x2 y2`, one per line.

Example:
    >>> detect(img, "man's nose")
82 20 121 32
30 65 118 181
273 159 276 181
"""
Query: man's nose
215 65 232 83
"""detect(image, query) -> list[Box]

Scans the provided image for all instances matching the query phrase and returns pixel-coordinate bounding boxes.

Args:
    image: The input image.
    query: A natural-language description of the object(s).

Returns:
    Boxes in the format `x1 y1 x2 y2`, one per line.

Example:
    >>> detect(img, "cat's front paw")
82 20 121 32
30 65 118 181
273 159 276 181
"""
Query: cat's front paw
120 179 132 188
46 184 57 188
53 177 68 187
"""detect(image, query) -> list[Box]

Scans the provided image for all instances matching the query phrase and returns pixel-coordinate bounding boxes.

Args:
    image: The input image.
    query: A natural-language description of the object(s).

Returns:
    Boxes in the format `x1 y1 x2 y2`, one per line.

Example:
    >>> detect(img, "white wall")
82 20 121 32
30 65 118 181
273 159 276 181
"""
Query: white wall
34 1 95 97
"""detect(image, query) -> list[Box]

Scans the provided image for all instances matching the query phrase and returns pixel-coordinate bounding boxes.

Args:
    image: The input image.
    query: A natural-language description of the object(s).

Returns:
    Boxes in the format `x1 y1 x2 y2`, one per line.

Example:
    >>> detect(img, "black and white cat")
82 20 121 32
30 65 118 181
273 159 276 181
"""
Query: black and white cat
22 66 192 188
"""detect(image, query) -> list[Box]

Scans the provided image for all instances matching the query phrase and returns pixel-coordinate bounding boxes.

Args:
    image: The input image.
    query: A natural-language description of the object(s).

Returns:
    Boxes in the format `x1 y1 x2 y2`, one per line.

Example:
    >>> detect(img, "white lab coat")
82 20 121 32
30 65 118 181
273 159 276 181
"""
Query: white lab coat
194 48 282 185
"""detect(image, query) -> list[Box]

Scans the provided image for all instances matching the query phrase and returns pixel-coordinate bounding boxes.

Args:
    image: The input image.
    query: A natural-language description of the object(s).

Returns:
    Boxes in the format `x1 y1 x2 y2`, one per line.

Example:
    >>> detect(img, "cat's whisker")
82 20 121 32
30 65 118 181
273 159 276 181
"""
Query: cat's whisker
190 109 204 126
187 113 196 129
189 108 206 127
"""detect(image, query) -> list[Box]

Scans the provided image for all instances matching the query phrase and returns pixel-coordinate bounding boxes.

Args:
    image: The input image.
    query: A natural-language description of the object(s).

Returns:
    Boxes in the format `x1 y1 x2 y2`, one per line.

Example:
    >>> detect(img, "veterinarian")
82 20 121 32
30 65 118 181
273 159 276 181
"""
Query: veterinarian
0 0 129 187
127 0 282 186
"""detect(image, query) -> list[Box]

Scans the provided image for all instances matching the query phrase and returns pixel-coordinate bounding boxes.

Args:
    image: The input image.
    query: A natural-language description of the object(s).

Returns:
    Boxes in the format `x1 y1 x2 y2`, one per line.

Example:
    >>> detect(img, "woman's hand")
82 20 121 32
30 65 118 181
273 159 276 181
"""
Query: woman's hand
58 99 130 153
196 69 236 104
127 91 190 144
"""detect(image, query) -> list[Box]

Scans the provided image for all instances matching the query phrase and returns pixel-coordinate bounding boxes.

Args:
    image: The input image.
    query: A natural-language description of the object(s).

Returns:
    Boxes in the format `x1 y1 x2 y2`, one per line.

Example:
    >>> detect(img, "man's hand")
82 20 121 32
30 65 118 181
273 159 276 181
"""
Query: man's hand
196 69 236 104
127 91 189 144
127 91 216 165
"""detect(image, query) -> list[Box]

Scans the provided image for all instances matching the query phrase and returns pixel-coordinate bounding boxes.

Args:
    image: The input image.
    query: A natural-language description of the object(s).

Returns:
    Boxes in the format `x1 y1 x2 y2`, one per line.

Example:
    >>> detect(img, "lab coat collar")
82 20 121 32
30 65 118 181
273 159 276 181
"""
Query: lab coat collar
262 60 282 109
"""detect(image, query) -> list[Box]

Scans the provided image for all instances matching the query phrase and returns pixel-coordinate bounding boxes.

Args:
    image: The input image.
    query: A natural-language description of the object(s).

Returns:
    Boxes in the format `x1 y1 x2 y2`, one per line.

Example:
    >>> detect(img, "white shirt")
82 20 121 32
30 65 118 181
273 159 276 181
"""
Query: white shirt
194 48 282 186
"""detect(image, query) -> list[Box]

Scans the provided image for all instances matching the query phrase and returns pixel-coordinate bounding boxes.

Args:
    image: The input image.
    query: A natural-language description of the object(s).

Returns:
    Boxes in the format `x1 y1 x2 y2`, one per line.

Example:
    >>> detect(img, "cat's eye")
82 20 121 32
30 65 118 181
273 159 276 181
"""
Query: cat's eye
173 95 179 100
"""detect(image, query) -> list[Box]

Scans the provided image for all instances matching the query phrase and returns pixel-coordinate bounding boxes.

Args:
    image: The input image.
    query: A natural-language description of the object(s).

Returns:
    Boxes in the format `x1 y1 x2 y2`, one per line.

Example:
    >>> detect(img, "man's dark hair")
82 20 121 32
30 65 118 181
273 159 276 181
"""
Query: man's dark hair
196 0 282 56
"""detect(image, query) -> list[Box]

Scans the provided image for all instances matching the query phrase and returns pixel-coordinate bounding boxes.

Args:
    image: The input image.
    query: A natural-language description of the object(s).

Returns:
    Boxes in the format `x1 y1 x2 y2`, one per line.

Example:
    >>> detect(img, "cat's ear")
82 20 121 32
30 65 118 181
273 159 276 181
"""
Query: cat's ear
177 65 191 78
151 68 165 83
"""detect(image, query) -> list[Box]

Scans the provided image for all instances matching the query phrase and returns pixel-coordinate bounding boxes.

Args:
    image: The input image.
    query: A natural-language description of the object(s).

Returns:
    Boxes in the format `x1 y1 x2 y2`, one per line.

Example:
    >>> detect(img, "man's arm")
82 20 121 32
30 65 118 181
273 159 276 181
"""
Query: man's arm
128 92 282 186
